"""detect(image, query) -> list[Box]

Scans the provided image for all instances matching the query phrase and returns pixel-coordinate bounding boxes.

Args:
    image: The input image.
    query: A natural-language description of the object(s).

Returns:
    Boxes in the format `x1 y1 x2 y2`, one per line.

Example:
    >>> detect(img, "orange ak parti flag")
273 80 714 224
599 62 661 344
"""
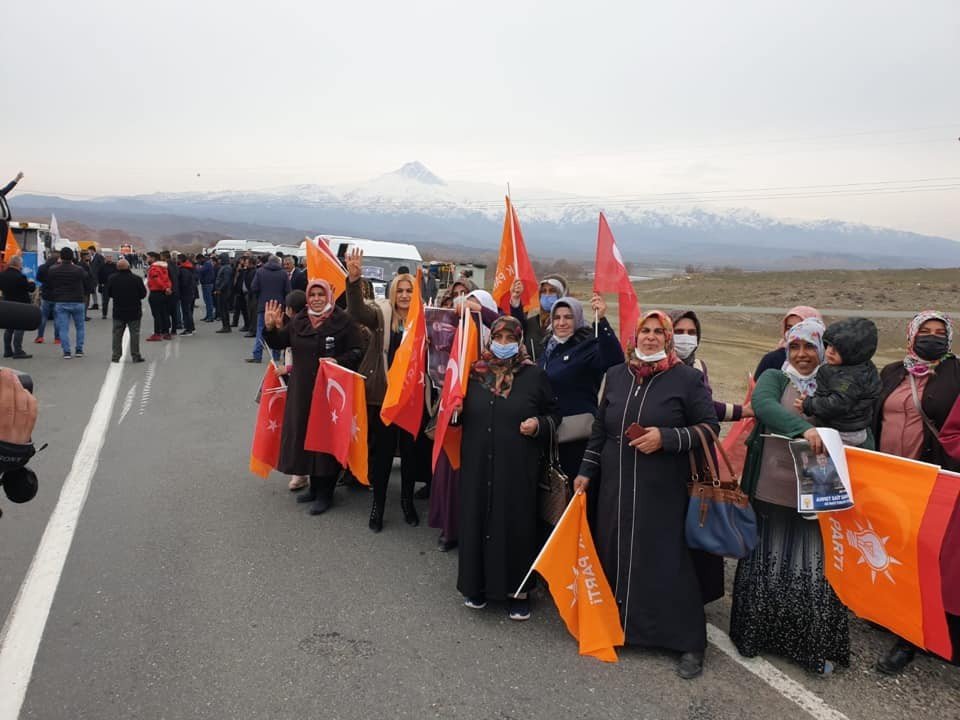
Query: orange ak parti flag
304 360 369 485
524 492 624 662
432 309 480 471
491 197 538 315
593 213 639 348
305 235 347 299
3 226 21 264
380 268 427 436
819 448 960 659
249 365 287 478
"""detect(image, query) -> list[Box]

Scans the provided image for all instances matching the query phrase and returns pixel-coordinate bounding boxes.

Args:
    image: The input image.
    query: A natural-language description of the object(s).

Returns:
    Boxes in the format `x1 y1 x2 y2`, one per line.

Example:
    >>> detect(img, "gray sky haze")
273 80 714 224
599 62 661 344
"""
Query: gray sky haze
3 1 958 236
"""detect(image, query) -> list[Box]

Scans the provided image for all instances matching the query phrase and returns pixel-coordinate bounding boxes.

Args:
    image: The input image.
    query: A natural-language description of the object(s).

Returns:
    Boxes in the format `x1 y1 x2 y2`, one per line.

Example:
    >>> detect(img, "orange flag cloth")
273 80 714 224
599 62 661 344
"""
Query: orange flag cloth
3 226 21 264
380 268 426 436
819 448 960 659
304 360 369 485
305 236 347 299
249 365 287 478
491 197 538 315
521 492 624 662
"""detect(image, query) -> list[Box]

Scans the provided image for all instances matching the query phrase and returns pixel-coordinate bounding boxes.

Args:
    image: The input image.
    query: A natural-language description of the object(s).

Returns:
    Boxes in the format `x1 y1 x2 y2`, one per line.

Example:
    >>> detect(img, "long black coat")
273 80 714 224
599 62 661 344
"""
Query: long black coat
263 307 364 477
457 364 560 600
578 363 720 653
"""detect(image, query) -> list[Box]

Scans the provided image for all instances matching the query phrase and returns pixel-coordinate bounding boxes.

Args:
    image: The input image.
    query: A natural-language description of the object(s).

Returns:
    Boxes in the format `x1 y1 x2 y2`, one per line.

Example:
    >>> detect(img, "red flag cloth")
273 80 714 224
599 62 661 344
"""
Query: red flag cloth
380 268 427 436
432 313 479 471
492 197 538 315
249 366 286 478
819 449 960 659
530 493 625 662
720 375 756 478
304 361 369 484
593 213 639 348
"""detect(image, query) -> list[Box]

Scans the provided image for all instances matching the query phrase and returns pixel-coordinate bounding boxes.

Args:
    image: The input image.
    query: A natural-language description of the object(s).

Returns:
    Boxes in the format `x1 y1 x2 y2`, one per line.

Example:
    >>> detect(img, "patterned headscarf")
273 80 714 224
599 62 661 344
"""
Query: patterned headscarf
305 279 334 326
471 315 533 398
777 305 823 348
627 310 682 381
781 318 825 396
544 297 586 360
904 310 954 377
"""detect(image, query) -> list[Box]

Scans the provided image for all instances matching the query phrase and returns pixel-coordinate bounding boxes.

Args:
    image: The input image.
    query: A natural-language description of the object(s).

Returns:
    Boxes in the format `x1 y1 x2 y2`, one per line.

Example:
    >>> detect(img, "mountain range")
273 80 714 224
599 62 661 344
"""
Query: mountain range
12 162 960 270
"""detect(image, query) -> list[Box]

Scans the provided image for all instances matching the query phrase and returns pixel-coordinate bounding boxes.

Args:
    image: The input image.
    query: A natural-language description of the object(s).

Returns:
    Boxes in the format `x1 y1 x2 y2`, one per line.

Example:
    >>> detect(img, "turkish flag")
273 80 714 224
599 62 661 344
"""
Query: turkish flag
593 213 639 348
249 366 287 478
525 492 624 662
380 268 427 436
306 236 347 299
432 310 480 471
819 449 960 660
491 197 538 315
304 361 369 485
720 375 756 478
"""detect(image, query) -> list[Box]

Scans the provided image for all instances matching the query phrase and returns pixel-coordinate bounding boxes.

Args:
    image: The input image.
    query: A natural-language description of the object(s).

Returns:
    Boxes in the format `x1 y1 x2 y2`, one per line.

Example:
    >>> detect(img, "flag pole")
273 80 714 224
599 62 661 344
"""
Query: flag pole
507 183 518 288
513 490 583 597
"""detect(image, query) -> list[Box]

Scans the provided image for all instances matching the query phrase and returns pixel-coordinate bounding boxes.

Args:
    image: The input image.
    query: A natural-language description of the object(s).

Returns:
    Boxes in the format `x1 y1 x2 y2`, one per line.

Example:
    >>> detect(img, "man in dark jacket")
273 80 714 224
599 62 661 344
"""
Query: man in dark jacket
98 256 118 319
89 248 105 310
106 259 147 363
289 257 307 292
196 255 215 321
243 257 258 336
231 257 248 330
46 247 93 359
214 256 234 333
177 255 198 336
162 251 181 334
247 255 290 363
34 251 60 344
0 256 36 358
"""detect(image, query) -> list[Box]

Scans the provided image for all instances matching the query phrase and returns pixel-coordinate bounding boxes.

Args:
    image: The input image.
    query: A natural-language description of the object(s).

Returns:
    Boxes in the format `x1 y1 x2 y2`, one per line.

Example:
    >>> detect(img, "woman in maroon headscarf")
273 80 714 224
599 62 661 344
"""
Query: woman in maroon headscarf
263 279 365 515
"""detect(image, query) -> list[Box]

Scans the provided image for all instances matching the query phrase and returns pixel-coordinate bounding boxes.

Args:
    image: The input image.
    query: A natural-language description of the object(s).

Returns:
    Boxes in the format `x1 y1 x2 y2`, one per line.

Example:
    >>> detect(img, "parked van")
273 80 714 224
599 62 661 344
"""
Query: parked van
303 235 422 300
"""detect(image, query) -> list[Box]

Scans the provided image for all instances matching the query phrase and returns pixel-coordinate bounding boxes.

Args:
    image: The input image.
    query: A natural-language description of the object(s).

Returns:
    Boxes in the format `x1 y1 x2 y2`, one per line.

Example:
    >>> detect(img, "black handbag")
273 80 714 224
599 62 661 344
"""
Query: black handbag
538 417 571 525
685 425 758 559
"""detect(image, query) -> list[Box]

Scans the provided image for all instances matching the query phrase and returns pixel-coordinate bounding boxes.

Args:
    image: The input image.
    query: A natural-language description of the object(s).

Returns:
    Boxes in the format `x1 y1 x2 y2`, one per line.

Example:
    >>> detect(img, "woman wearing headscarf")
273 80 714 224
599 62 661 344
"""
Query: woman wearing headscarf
508 274 569 359
572 310 720 679
730 318 850 676
346 249 432 532
872 310 960 674
457 316 560 620
540 294 623 485
262 279 365 515
670 309 751 422
753 306 823 380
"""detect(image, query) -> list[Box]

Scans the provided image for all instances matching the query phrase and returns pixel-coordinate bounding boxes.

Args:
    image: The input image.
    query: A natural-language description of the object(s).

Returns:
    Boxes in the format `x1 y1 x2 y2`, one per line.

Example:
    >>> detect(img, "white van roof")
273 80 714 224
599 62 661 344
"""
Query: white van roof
305 235 422 263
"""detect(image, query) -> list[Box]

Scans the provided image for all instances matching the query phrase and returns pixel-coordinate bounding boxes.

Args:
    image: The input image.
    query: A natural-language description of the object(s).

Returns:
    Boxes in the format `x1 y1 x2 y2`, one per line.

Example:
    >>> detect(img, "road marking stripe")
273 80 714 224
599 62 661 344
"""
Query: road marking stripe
707 623 850 720
0 335 129 720
117 382 137 425
138 361 157 416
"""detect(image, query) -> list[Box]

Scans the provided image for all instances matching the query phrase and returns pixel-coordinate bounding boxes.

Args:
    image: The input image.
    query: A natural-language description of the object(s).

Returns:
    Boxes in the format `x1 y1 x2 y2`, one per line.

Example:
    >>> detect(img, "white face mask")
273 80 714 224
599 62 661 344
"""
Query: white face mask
554 334 572 344
673 334 698 359
634 348 667 363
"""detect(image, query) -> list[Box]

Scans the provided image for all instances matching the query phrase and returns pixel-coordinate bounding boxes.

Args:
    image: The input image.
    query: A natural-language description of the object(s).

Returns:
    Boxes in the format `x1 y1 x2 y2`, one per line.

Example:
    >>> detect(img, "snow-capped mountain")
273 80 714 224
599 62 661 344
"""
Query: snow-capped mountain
13 162 960 269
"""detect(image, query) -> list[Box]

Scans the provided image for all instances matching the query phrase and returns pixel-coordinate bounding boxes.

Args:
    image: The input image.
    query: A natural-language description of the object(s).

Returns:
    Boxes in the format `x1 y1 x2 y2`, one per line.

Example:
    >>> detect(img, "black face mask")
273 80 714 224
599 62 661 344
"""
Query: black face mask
913 335 949 361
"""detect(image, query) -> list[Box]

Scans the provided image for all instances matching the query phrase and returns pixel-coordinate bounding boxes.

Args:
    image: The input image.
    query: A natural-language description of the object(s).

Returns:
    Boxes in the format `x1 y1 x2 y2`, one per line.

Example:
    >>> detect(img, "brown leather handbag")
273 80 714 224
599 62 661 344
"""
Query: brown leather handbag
538 417 571 525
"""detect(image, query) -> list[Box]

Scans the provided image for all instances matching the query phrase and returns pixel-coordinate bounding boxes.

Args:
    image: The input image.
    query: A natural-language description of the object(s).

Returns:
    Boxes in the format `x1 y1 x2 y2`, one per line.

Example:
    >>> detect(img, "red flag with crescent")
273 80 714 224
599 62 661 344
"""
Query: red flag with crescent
432 310 479 471
250 365 287 478
305 361 369 484
593 213 639 348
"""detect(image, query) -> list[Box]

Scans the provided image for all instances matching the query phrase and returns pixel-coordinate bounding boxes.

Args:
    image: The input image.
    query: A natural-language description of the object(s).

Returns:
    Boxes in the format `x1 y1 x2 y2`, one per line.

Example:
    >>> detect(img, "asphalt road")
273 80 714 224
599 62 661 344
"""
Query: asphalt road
1 312 958 720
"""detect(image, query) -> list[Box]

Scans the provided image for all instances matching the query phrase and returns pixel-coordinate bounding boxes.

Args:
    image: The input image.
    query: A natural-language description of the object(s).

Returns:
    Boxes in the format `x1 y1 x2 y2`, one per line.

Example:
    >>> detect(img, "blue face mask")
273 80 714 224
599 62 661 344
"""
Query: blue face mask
540 294 558 313
490 341 520 360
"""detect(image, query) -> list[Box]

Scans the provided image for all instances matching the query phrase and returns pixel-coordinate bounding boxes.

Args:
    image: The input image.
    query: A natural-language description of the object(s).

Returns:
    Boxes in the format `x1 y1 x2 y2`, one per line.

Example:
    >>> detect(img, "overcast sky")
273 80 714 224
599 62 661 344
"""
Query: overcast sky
3 0 958 237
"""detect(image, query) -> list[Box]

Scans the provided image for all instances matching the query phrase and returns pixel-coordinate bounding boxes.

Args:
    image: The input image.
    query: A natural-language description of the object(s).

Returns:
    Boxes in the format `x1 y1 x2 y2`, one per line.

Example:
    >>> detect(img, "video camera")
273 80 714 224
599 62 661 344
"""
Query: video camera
0 299 41 518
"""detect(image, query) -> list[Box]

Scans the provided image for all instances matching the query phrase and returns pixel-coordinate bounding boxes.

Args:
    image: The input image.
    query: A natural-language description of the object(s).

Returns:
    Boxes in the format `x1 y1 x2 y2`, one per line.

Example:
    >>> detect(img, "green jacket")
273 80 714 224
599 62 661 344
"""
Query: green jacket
741 369 814 497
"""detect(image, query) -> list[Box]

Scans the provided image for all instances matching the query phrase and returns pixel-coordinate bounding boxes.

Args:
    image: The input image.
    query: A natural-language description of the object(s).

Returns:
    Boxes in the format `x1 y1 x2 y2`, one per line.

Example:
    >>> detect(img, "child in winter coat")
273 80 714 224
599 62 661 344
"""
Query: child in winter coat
798 317 882 448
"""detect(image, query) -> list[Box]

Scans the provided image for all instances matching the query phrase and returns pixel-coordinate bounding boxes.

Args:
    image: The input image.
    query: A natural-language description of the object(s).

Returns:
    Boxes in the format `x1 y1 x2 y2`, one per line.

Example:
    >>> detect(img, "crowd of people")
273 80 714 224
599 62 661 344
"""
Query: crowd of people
247 248 960 682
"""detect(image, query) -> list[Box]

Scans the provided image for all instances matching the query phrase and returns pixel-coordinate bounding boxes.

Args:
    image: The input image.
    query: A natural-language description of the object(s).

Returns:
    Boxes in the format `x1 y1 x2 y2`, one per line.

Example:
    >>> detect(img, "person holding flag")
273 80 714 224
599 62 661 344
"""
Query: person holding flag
345 248 431 533
572 310 720 679
457 316 560 621
262 279 365 516
508 274 569 360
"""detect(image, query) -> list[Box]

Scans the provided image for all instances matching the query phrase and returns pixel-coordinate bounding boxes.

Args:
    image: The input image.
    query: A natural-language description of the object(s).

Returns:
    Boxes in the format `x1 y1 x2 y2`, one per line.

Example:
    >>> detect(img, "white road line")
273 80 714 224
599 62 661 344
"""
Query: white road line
117 382 137 426
0 334 129 720
163 343 172 361
174 338 181 359
138 361 157 416
706 623 850 720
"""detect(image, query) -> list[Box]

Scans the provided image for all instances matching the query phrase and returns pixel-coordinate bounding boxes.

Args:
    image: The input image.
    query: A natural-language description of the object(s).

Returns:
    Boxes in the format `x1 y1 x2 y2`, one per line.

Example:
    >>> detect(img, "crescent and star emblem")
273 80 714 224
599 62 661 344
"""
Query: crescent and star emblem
326 377 347 424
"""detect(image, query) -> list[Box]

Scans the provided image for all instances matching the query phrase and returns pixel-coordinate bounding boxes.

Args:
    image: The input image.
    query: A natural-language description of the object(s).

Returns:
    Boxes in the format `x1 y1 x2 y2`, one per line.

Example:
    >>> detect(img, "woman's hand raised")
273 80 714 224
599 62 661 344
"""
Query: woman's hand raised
346 248 364 282
263 300 284 330
591 293 606 320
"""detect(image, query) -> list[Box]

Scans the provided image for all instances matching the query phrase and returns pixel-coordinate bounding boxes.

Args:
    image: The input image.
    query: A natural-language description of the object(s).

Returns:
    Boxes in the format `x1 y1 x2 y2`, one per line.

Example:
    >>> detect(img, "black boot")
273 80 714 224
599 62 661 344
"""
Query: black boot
877 639 916 675
369 497 384 533
676 651 704 680
296 477 319 504
308 476 335 516
400 496 419 527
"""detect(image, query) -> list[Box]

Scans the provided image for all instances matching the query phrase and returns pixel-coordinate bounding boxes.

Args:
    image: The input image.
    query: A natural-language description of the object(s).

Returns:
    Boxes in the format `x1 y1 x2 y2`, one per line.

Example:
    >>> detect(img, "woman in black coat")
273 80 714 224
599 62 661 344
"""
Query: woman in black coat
573 310 720 680
457 316 560 621
263 279 365 515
